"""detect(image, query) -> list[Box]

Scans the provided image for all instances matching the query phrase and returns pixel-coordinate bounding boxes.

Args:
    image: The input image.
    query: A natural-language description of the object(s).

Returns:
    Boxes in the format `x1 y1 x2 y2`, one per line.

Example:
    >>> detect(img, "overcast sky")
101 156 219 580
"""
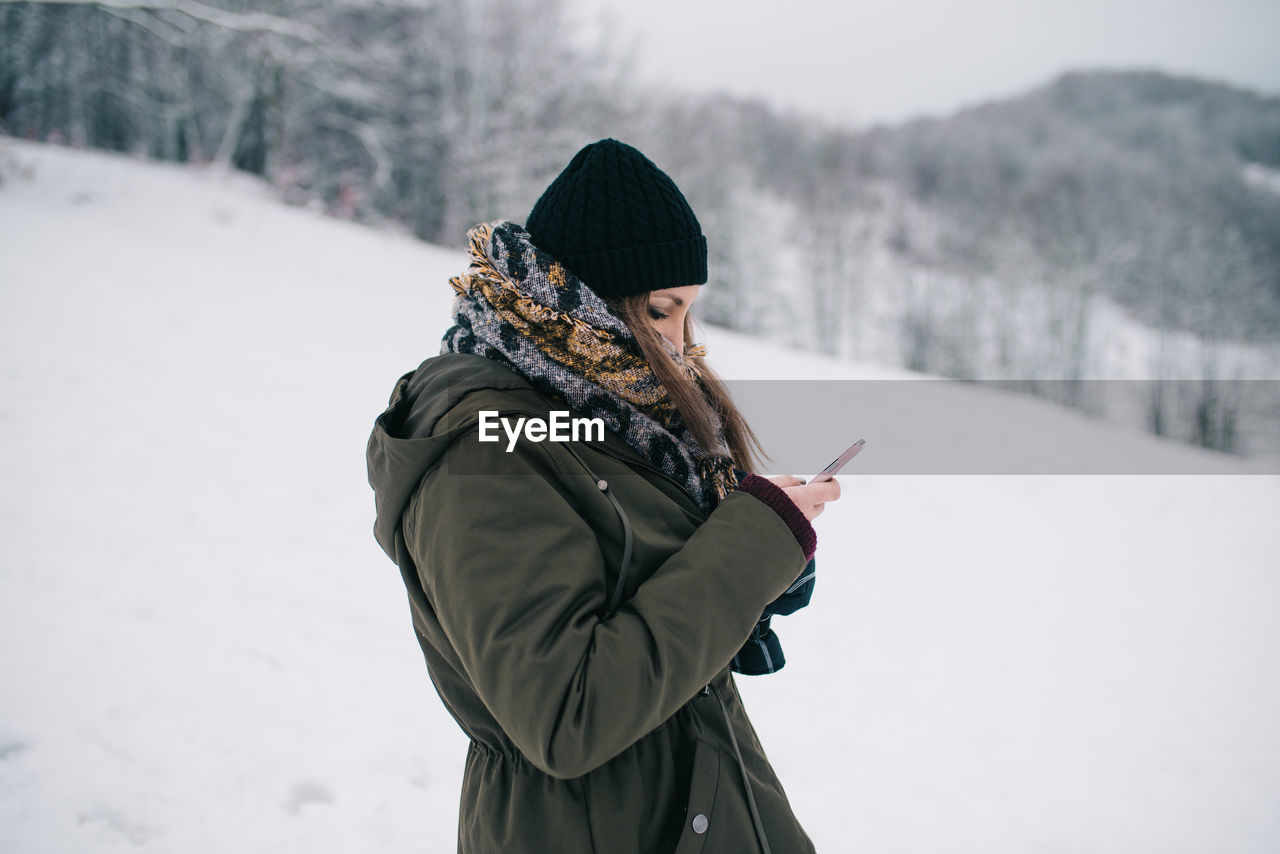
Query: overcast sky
570 0 1280 127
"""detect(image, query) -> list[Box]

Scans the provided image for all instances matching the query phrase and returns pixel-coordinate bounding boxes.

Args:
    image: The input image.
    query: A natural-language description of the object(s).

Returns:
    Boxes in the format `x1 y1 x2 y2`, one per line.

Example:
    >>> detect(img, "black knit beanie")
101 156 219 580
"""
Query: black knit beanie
525 138 708 299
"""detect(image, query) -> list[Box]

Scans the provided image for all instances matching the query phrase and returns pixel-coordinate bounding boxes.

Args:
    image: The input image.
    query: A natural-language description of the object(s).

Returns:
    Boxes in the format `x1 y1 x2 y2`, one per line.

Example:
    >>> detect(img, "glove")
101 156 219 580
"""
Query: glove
731 555 816 675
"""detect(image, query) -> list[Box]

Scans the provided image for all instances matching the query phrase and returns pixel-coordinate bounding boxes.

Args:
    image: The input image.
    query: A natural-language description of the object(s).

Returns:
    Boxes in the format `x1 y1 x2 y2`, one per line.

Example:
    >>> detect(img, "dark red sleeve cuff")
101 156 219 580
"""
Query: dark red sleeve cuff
736 473 817 563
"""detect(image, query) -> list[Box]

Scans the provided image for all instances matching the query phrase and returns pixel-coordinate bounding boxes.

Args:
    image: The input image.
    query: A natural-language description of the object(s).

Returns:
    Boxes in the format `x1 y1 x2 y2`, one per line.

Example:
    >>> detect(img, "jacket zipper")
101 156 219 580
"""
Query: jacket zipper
583 440 705 511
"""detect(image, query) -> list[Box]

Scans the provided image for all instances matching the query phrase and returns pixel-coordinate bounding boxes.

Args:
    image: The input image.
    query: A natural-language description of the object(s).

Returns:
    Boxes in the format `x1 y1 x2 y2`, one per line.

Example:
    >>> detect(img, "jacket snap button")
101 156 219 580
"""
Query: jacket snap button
692 813 708 834
596 479 608 491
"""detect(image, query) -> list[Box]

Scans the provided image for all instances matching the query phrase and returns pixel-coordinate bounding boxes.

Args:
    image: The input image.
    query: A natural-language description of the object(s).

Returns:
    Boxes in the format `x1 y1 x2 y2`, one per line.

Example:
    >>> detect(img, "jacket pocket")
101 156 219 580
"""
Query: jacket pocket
673 738 721 854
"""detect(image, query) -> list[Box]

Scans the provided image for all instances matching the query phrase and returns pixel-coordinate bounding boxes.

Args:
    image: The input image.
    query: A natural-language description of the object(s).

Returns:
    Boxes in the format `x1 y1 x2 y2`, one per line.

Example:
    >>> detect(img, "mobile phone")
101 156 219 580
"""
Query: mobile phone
810 439 865 483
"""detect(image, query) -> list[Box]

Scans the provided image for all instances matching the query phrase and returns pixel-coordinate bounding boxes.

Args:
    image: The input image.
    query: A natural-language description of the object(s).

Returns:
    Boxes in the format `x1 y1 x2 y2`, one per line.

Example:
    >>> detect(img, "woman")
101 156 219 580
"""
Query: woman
368 139 841 853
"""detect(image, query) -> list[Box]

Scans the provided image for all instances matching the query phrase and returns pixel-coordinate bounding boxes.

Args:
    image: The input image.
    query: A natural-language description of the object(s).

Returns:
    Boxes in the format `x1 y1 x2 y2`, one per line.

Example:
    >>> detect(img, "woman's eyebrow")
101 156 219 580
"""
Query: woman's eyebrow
652 293 685 307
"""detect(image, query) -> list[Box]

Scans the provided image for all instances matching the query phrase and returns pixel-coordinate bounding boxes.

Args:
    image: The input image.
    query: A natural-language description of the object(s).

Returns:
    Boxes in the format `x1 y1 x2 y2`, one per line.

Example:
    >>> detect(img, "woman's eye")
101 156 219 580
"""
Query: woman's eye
648 307 669 320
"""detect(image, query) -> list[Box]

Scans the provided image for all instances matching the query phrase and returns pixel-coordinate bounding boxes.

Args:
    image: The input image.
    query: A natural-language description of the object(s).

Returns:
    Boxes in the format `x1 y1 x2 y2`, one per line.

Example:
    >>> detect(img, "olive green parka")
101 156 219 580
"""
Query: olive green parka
367 352 817 853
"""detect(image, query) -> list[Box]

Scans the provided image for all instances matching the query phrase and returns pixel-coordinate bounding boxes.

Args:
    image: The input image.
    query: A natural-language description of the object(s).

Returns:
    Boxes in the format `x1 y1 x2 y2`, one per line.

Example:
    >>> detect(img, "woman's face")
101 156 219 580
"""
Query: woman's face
647 285 700 352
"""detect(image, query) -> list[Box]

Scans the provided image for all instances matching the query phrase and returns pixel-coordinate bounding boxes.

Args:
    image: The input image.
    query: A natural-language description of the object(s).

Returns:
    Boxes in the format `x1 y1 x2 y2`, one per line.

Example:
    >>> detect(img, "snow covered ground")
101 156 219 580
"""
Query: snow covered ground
1 136 1278 853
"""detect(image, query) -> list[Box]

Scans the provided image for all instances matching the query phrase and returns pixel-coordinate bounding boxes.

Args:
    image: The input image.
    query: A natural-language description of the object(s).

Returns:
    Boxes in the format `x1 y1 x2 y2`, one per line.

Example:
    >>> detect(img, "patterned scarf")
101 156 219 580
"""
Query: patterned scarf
439 220 740 514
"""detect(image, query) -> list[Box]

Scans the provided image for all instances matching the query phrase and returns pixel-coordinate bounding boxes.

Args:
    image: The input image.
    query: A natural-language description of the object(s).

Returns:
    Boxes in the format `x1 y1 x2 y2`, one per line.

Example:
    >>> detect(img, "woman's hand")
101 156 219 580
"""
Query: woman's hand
764 475 842 522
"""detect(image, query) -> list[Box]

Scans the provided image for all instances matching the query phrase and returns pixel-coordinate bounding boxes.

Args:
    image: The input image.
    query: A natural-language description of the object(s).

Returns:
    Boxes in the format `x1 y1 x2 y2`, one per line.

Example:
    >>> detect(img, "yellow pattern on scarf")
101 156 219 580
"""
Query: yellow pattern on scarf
450 222 705 427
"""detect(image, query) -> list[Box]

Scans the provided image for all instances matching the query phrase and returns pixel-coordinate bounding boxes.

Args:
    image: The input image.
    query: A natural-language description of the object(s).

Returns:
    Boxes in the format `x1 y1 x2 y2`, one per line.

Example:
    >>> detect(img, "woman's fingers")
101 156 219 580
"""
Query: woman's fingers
779 477 842 522
813 478 841 502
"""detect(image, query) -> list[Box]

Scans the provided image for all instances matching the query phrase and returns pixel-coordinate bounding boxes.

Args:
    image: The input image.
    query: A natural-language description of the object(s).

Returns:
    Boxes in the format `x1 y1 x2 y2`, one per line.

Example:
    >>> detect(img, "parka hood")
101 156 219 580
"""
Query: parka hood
366 352 535 562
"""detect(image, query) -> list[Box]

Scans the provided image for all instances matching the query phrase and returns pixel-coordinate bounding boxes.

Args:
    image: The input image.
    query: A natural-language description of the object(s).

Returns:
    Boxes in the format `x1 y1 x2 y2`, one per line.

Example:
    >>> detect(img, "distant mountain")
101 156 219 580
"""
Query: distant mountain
728 70 1280 343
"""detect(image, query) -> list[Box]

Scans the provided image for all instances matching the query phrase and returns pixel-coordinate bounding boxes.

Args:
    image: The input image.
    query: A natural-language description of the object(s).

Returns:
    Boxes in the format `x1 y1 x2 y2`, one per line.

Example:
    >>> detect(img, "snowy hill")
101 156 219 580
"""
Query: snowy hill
2 137 1278 854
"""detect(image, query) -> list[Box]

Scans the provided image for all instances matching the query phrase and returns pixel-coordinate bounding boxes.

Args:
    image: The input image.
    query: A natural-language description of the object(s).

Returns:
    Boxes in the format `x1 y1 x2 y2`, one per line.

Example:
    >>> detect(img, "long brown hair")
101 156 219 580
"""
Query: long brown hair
605 292 770 474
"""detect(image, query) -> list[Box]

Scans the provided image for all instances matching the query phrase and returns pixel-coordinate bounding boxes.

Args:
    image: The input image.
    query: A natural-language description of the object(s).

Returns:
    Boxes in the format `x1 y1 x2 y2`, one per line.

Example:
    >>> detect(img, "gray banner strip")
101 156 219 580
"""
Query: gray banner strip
440 379 1280 475
724 379 1280 475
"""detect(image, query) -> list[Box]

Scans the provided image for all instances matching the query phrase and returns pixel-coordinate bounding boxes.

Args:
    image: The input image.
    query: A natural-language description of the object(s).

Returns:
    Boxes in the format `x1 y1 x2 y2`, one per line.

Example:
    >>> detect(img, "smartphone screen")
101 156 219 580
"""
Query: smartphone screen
811 439 865 483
